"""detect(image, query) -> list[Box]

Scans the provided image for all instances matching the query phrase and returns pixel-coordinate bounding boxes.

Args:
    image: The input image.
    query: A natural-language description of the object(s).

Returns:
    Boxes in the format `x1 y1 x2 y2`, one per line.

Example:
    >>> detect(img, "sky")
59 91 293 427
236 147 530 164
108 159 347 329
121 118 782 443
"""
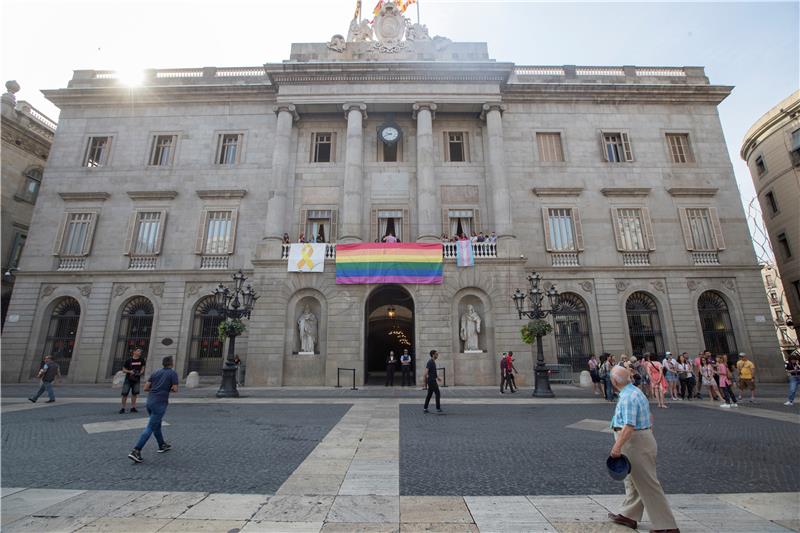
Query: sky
2 0 798 220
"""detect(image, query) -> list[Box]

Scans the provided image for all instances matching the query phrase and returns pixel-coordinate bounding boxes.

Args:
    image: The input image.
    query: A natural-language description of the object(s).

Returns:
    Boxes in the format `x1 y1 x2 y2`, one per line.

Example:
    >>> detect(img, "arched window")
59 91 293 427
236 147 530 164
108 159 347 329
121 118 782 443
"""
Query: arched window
554 292 593 371
43 297 81 375
188 296 225 375
626 292 664 356
698 291 738 357
111 296 154 374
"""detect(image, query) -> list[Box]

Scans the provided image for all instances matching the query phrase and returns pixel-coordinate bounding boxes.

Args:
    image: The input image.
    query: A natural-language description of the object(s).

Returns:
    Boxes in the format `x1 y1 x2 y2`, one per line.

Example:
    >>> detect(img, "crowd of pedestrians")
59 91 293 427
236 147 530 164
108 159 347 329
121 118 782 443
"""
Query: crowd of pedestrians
588 349 776 409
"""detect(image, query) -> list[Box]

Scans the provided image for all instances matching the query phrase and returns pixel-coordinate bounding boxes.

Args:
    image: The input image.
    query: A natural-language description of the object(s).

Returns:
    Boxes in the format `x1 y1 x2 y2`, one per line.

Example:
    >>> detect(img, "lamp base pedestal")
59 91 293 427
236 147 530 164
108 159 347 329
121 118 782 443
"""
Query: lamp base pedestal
216 362 240 398
532 363 554 398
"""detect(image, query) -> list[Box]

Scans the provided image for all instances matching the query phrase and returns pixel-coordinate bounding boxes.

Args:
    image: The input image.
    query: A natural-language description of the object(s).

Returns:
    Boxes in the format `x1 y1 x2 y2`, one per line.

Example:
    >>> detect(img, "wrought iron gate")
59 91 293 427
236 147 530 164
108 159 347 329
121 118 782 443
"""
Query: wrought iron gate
43 297 81 375
698 291 738 357
554 293 593 372
626 291 664 356
112 296 154 374
188 296 225 375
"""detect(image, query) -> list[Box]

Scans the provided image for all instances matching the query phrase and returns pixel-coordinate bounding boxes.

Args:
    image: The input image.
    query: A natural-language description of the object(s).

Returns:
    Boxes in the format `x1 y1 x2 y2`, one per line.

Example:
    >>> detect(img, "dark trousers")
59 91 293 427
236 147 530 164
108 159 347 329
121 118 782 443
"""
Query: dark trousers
500 370 507 392
603 377 614 401
386 365 395 386
679 377 694 399
505 372 517 392
721 385 737 404
134 402 167 450
401 365 411 386
424 382 441 410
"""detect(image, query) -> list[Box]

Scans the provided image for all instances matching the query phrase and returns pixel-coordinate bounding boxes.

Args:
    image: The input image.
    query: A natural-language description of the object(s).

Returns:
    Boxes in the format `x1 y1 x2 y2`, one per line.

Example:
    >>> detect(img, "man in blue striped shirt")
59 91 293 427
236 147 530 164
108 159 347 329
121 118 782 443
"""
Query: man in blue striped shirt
607 366 679 533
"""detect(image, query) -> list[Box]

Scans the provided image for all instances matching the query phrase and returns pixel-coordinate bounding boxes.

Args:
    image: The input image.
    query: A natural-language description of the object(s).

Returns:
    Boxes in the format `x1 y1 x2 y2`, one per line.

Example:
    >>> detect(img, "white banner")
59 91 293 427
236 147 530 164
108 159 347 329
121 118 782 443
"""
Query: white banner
288 243 326 272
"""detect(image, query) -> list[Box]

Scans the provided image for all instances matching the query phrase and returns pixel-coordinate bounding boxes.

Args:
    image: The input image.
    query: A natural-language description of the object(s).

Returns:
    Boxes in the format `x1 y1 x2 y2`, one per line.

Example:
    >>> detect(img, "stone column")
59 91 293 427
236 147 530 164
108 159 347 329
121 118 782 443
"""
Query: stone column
482 103 513 237
264 104 298 243
413 102 439 241
340 103 367 242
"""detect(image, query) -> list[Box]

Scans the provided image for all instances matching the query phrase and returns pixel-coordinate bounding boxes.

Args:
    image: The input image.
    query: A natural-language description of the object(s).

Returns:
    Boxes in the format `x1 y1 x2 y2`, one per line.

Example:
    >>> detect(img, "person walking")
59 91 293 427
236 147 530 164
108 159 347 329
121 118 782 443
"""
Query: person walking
500 352 509 393
700 357 722 402
717 355 738 408
28 355 60 403
423 350 442 413
736 353 757 403
385 350 397 387
588 354 602 395
128 356 179 463
784 353 800 406
644 354 667 409
504 352 518 393
120 348 147 414
400 349 412 387
607 366 680 533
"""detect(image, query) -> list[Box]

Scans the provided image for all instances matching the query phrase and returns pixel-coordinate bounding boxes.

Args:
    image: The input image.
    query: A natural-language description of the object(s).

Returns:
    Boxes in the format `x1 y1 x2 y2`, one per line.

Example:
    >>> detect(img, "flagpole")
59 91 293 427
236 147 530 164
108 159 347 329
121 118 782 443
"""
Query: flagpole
416 0 420 24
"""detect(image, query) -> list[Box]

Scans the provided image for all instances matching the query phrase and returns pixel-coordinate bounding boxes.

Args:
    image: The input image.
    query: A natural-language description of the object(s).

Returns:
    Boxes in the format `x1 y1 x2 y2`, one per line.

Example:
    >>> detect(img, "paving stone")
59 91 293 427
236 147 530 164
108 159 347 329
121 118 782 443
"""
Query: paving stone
178 493 268 520
717 492 800 521
159 518 247 532
277 475 345 496
339 475 400 496
106 491 207 519
464 496 552 532
1 488 86 525
241 521 323 532
327 495 400 523
321 523 400 533
0 487 26 498
775 519 800 532
251 495 335 522
527 496 610 522
400 523 478 532
76 517 172 532
2 514 95 533
35 490 145 518
399 496 473 523
550 523 644 533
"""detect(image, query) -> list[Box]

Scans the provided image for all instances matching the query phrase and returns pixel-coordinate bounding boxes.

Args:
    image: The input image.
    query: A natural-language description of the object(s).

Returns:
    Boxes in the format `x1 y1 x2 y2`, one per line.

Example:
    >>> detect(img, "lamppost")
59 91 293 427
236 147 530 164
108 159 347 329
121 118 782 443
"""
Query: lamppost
213 270 258 398
512 272 562 398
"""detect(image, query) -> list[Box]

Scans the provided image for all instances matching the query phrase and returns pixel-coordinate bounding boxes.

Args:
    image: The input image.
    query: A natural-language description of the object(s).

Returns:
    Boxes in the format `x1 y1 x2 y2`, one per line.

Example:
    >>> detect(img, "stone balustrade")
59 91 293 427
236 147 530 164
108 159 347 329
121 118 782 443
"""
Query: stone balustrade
281 242 497 260
692 251 721 266
57 257 86 271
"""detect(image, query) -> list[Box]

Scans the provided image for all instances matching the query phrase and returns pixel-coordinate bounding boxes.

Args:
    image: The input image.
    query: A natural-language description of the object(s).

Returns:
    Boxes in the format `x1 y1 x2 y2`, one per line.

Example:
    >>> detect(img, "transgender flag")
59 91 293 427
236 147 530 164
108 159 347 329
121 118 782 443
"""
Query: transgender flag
456 240 474 267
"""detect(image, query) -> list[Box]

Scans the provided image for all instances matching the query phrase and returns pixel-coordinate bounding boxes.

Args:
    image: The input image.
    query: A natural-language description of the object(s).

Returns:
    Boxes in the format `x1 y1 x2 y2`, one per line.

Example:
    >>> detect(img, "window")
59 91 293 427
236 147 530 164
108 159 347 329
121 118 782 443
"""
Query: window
697 291 738 357
679 207 725 251
765 191 779 215
447 210 476 239
543 208 583 252
536 133 564 162
312 133 334 163
42 297 80 376
56 212 97 256
188 297 225 375
553 293 593 372
765 274 774 287
445 132 468 162
791 129 800 167
666 133 694 163
17 168 42 203
126 211 165 255
304 209 336 243
6 232 26 269
199 210 235 254
755 155 767 176
111 296 154 375
84 136 111 167
149 135 177 166
769 291 779 304
377 210 403 241
626 292 664 356
382 141 399 162
216 133 242 165
613 208 651 251
602 132 633 162
778 233 793 259
776 308 785 322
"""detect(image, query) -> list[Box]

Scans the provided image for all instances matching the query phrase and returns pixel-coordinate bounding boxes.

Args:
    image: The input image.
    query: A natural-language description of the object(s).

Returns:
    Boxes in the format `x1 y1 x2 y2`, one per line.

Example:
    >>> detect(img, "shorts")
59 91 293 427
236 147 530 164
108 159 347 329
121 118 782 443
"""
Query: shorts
666 372 679 383
121 378 141 396
739 378 755 390
590 370 600 383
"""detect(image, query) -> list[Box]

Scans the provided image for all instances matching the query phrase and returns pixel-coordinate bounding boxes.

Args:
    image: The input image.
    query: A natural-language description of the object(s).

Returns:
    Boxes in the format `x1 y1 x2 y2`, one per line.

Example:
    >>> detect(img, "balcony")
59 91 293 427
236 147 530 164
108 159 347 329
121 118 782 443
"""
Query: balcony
57 257 86 271
692 251 720 266
200 255 229 270
550 252 580 267
281 244 337 260
128 256 157 271
622 252 650 266
280 242 498 260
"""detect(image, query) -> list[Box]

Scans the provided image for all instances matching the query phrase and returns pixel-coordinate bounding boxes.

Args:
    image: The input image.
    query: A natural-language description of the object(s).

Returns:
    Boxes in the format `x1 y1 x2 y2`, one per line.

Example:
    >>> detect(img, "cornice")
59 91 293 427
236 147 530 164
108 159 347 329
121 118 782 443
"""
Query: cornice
196 189 247 199
666 187 718 197
532 187 583 197
43 85 275 108
58 191 110 202
601 187 651 197
501 83 733 105
127 190 179 200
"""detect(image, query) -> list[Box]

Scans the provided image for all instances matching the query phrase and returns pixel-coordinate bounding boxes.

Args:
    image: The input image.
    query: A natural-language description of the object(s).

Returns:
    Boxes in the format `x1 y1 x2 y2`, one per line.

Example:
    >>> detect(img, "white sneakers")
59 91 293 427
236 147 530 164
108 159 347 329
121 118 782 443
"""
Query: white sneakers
784 401 794 406
720 403 731 408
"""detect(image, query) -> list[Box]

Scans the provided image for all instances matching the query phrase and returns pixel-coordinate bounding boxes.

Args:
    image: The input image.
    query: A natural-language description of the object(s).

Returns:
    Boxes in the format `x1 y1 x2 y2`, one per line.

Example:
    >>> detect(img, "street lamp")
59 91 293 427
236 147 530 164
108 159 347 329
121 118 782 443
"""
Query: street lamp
213 270 258 398
512 272 562 398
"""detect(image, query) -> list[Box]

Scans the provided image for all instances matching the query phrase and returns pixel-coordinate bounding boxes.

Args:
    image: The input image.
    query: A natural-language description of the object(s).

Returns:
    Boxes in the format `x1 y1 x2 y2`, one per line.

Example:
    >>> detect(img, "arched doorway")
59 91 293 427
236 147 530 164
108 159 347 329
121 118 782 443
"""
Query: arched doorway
698 291 738 357
188 296 225 375
626 291 665 356
364 285 415 385
42 297 81 375
554 292 593 372
111 296 154 375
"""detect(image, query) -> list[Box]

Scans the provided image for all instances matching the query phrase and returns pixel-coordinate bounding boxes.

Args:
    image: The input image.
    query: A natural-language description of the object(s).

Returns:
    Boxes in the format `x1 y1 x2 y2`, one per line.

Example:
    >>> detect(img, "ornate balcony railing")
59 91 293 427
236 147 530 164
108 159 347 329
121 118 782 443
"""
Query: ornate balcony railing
280 242 498 260
692 251 720 266
128 256 157 270
57 257 86 271
200 255 229 270
550 252 580 267
622 252 651 266
281 244 337 260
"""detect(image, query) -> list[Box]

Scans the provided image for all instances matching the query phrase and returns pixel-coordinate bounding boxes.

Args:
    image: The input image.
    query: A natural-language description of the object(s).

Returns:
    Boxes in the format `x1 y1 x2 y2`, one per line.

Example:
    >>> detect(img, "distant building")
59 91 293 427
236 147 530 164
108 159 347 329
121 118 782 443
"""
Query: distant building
1 2 784 385
1 81 57 326
742 90 800 338
760 263 798 359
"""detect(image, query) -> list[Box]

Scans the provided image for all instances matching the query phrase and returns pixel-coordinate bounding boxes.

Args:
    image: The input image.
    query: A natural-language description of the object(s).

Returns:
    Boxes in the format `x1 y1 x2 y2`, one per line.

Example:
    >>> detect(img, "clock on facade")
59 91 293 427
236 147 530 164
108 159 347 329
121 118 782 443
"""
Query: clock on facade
378 124 401 145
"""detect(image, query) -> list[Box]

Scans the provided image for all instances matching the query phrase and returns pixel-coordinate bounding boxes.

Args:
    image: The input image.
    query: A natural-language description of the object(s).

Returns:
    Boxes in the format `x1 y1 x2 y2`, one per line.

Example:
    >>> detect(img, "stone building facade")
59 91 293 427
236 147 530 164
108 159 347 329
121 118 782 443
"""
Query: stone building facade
1 4 784 385
1 81 56 326
742 91 800 336
760 264 798 359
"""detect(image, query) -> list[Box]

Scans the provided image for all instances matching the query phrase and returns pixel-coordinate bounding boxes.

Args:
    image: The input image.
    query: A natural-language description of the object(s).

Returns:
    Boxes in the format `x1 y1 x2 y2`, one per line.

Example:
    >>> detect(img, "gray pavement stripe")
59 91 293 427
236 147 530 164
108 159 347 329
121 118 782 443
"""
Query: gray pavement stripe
690 400 800 424
565 418 613 433
82 417 171 434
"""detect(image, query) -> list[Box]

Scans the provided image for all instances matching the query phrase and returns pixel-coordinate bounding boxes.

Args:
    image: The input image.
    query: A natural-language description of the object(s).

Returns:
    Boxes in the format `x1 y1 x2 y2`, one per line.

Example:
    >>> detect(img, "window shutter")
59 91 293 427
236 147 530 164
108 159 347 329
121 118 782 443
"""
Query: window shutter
600 132 609 162
195 210 209 254
299 209 308 240
622 132 634 161
641 207 655 251
441 208 449 238
123 211 138 256
330 209 338 242
573 208 585 251
464 132 470 162
542 208 554 252
677 207 694 251
330 133 337 163
227 209 239 254
402 208 410 241
53 212 70 255
610 209 624 251
154 210 168 254
370 208 378 241
81 212 98 256
443 132 449 162
473 209 480 233
708 207 726 250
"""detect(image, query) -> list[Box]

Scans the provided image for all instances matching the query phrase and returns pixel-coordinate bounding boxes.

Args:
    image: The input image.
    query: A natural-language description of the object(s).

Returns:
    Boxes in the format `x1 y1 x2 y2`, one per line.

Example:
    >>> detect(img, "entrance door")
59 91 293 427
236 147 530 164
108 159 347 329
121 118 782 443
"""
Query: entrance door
364 285 415 385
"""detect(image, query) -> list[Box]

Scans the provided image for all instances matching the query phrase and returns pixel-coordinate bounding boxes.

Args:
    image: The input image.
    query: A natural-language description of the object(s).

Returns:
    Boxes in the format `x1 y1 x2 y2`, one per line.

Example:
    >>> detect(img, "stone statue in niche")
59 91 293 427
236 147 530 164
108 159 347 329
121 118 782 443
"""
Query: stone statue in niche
460 304 482 352
298 305 318 354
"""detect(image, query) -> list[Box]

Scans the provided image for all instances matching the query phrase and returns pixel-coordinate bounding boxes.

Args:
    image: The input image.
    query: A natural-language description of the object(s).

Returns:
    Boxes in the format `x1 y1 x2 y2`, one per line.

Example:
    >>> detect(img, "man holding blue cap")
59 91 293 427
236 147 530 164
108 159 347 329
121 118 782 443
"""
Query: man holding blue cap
607 366 679 533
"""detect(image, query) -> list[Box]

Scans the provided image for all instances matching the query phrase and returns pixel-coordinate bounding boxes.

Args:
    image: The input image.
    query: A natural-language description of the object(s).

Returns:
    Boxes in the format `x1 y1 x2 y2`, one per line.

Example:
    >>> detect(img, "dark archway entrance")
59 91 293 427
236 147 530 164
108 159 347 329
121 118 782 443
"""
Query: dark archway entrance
365 285 415 385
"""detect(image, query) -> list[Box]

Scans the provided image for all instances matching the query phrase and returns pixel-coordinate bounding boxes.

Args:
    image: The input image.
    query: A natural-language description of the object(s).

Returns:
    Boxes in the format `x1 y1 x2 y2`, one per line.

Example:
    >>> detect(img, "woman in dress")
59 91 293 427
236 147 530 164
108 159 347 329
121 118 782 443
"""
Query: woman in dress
645 354 667 408
717 355 738 408
700 357 722 402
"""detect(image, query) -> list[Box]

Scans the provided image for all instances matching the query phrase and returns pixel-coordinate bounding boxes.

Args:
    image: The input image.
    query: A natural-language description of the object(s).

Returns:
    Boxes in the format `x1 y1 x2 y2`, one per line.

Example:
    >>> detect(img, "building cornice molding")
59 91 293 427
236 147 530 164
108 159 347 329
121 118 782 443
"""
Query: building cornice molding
666 187 718 197
58 191 110 202
532 187 583 197
127 190 179 200
196 189 247 199
501 84 733 105
43 85 275 108
601 187 651 197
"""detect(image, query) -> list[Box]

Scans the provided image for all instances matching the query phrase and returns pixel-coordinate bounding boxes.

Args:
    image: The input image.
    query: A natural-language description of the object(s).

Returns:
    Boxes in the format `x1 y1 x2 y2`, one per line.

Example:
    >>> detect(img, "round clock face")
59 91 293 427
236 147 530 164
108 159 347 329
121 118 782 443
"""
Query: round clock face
380 126 400 144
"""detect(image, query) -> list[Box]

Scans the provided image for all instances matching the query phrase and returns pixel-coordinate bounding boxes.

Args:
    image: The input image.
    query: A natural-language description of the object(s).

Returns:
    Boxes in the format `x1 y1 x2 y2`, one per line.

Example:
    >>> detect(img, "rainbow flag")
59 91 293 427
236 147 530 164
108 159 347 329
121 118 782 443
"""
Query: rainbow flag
336 243 443 284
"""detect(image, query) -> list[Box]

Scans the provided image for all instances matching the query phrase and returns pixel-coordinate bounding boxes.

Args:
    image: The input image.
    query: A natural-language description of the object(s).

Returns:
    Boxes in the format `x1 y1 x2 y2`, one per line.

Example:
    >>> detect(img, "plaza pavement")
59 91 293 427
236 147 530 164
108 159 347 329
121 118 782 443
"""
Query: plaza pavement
2 384 799 532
